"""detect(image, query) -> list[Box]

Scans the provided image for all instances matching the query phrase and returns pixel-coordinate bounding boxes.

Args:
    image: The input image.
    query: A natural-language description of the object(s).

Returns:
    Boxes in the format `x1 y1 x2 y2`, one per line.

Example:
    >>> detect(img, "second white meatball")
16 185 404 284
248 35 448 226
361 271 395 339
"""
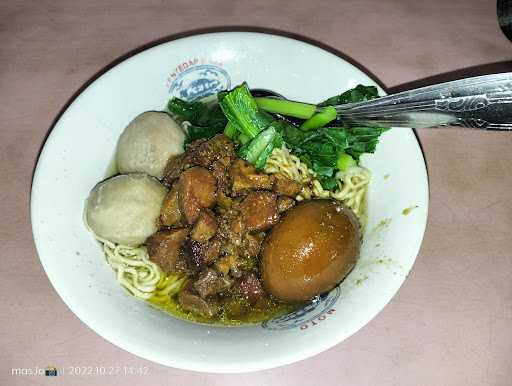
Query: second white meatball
85 173 167 246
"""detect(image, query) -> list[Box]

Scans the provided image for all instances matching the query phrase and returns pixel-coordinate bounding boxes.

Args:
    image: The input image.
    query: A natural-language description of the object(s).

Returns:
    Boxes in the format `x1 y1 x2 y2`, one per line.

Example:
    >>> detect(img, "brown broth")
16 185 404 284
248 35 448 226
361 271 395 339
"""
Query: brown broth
147 293 303 326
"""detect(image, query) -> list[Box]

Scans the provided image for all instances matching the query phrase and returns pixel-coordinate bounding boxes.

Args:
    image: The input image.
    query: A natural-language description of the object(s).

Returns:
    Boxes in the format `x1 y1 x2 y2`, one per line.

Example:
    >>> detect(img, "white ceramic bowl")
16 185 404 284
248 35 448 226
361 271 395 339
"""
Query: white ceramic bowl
31 32 428 373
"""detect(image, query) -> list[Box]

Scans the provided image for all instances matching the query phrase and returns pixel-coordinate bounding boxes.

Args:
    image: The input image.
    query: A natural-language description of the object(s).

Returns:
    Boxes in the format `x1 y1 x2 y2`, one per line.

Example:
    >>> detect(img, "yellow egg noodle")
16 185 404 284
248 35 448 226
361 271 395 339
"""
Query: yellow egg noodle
101 238 187 302
84 214 187 302
264 147 370 221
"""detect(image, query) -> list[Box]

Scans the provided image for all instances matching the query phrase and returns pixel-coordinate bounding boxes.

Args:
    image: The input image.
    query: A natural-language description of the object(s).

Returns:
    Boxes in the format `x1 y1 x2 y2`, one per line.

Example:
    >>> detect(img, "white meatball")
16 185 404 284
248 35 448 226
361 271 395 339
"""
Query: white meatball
85 173 167 246
116 111 185 178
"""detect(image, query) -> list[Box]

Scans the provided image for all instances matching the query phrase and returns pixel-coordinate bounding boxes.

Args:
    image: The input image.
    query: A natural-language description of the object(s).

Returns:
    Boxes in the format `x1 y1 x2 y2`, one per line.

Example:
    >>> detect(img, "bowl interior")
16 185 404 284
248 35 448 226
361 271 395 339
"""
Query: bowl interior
31 32 428 373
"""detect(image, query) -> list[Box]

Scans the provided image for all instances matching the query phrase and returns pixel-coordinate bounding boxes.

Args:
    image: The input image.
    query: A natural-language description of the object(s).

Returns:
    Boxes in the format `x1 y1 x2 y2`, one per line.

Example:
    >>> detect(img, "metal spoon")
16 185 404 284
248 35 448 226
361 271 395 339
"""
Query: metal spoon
325 73 512 130
257 73 512 130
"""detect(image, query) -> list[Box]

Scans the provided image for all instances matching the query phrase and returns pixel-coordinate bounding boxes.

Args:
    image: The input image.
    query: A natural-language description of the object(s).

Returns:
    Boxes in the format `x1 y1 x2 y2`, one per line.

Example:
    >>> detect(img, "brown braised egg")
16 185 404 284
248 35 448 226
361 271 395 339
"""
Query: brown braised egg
261 199 360 301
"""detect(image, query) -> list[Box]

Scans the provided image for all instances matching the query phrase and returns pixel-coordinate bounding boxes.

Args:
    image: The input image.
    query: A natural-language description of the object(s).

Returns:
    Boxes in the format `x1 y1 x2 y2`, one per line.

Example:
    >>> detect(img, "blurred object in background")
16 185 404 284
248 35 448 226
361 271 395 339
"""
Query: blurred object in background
498 0 512 41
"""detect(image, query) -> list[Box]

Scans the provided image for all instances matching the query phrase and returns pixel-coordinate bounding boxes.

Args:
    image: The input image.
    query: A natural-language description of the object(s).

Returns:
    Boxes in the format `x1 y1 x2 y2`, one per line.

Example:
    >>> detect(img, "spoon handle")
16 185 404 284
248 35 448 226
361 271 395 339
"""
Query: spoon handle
330 73 512 130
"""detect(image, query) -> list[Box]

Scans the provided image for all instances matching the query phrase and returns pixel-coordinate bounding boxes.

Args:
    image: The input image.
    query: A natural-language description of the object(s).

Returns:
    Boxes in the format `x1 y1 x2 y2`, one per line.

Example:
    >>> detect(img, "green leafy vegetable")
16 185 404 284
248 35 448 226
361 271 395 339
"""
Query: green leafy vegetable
168 98 227 129
318 176 338 190
219 83 273 139
184 125 221 144
281 122 389 188
168 97 228 145
343 126 390 159
318 84 379 107
311 163 335 177
275 84 387 188
283 124 389 161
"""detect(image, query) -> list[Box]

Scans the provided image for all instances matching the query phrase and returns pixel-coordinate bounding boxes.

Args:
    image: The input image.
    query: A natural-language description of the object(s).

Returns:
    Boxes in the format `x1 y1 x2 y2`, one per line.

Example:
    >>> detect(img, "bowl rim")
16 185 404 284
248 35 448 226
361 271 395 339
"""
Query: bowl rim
31 30 430 373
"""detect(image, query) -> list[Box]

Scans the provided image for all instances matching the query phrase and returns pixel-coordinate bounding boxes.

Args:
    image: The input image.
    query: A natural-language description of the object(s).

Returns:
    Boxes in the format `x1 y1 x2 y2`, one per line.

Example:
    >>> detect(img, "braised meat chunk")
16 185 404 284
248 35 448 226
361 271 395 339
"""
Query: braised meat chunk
215 254 238 275
163 135 234 187
216 191 233 211
160 185 183 227
192 134 235 169
229 159 274 196
240 232 265 259
178 166 217 224
237 274 265 304
277 196 296 213
273 174 302 197
193 268 233 298
211 157 232 195
239 191 280 231
162 139 207 185
202 238 222 265
162 154 187 186
178 288 219 317
217 205 245 248
182 238 222 270
147 228 189 274
182 239 204 271
190 210 218 242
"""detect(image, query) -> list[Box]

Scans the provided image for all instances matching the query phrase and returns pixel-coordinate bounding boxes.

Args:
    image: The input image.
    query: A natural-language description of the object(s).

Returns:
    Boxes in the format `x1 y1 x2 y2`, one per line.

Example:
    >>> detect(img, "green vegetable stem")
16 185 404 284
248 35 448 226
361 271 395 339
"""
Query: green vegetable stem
219 83 273 139
336 152 356 171
224 122 237 139
255 97 316 119
300 106 337 130
238 126 279 166
238 133 251 144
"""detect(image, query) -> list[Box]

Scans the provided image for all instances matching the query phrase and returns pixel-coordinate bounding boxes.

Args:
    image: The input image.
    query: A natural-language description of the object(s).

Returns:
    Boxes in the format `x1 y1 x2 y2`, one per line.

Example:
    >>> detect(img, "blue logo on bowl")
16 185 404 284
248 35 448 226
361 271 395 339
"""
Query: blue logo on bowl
262 286 341 330
169 64 231 101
